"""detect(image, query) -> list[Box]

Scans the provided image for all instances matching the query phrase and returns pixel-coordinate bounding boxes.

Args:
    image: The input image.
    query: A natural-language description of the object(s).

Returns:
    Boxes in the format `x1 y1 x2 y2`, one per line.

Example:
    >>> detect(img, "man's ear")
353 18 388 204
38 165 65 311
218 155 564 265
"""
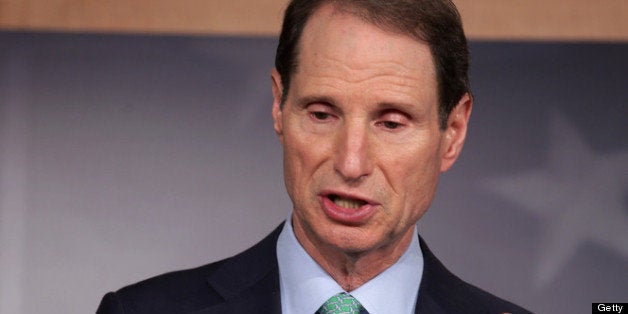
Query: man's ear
440 93 472 172
271 68 284 145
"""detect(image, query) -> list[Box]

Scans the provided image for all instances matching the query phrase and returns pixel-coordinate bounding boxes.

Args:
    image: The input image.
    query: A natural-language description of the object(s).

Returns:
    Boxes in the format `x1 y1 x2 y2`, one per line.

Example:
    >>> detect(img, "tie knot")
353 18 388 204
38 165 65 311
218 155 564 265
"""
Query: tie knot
317 293 363 314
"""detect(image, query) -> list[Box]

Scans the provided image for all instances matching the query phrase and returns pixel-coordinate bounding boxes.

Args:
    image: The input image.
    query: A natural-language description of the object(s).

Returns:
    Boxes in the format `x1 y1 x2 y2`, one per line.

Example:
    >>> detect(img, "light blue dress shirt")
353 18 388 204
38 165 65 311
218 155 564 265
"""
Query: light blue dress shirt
276 215 423 314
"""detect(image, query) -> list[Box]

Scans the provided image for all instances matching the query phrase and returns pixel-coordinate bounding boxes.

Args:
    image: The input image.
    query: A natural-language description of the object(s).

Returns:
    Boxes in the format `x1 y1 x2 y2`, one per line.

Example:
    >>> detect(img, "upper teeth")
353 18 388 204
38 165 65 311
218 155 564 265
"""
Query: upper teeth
332 196 365 209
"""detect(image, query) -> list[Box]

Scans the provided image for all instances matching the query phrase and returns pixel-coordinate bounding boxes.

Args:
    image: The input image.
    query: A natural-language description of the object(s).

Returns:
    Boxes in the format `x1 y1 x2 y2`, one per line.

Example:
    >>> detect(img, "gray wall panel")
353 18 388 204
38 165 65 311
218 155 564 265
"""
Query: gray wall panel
0 32 626 313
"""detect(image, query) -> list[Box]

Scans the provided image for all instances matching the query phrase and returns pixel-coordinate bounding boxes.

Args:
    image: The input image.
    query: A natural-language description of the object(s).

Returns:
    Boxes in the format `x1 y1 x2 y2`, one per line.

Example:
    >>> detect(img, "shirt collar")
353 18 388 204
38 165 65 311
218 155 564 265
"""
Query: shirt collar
276 214 423 314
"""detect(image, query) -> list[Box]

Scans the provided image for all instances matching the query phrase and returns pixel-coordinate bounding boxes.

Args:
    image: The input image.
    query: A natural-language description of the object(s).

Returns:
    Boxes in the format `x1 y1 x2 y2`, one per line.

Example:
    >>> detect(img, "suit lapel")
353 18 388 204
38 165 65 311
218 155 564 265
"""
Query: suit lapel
194 224 284 314
415 236 450 314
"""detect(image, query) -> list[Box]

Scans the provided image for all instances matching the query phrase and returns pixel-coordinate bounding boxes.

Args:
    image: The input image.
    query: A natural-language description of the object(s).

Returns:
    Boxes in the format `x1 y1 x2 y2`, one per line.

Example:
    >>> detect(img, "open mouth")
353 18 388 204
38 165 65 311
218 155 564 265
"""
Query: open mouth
328 194 368 209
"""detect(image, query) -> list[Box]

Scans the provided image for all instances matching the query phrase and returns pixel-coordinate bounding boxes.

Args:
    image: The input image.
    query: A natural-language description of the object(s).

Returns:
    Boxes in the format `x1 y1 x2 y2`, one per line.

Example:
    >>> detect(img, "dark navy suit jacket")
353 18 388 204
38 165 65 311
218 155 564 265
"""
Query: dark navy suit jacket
97 224 532 313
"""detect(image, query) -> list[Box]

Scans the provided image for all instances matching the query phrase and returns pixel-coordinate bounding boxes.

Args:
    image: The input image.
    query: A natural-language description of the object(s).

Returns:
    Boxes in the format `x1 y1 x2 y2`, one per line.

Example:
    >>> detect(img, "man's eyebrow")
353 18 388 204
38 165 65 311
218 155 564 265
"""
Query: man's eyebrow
295 95 336 107
295 95 424 116
375 101 421 114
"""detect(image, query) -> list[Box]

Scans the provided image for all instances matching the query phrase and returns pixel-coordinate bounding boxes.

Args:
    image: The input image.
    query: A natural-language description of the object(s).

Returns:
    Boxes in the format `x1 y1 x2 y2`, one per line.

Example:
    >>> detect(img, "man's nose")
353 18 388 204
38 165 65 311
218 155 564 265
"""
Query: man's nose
333 122 373 182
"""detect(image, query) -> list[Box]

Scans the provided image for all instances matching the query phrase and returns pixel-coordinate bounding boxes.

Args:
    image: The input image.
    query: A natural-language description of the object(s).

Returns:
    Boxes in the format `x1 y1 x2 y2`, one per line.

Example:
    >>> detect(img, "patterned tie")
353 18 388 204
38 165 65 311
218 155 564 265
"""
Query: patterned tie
317 293 364 314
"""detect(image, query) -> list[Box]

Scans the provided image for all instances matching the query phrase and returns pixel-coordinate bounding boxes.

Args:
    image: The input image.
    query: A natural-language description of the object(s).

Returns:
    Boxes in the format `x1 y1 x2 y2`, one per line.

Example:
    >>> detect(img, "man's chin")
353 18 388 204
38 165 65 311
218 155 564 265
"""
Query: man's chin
321 227 385 255
294 213 386 255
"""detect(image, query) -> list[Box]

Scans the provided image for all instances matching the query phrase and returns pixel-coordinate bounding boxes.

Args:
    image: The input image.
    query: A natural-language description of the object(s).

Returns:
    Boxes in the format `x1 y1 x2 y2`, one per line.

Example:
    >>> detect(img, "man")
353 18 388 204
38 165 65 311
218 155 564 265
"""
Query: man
98 0 531 313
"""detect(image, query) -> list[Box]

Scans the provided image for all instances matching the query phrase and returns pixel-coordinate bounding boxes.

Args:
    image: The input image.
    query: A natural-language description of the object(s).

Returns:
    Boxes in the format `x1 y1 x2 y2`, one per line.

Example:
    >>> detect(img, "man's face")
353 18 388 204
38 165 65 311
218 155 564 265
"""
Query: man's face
271 6 470 257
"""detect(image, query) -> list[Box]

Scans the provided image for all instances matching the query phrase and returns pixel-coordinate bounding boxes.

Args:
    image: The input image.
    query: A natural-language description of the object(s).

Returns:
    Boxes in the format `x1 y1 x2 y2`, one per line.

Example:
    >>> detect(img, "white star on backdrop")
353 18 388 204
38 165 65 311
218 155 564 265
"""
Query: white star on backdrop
484 112 628 287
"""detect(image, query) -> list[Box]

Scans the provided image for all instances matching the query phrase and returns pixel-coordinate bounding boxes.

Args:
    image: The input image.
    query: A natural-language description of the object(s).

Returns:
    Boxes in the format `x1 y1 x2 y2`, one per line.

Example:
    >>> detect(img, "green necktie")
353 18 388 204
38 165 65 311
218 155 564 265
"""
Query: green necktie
317 293 364 314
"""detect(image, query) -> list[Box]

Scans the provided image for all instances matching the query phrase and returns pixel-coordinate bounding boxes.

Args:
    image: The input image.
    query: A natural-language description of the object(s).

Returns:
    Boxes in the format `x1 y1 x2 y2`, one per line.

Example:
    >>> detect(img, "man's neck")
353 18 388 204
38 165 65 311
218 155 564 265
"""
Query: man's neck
293 223 415 291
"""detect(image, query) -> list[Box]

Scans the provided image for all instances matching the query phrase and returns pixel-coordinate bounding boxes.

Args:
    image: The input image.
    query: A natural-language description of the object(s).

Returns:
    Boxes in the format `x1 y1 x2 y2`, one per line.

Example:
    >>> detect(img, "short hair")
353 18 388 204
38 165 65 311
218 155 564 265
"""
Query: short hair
275 0 470 129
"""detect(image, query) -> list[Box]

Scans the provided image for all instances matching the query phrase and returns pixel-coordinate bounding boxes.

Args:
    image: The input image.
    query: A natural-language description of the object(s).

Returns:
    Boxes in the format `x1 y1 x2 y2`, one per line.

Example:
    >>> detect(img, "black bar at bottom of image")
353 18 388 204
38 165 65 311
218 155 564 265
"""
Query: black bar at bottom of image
593 303 627 313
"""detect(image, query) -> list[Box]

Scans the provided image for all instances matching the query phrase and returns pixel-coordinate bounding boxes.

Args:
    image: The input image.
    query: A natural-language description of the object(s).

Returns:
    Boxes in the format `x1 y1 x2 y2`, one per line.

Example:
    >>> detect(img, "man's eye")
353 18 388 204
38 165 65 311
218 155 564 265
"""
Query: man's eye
312 112 330 120
382 121 401 129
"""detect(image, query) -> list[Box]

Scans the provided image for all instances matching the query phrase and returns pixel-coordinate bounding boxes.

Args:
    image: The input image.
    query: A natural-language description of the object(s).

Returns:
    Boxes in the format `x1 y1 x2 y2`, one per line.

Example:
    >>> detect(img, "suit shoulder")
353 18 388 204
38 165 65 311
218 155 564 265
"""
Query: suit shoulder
99 259 228 314
450 278 533 314
97 224 284 314
418 237 533 314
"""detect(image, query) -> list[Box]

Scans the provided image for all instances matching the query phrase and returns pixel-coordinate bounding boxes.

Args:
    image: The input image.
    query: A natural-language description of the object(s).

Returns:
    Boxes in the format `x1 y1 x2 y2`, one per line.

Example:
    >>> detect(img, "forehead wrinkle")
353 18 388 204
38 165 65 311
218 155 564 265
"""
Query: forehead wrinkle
306 54 430 89
302 71 434 109
295 76 434 112
312 41 430 72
